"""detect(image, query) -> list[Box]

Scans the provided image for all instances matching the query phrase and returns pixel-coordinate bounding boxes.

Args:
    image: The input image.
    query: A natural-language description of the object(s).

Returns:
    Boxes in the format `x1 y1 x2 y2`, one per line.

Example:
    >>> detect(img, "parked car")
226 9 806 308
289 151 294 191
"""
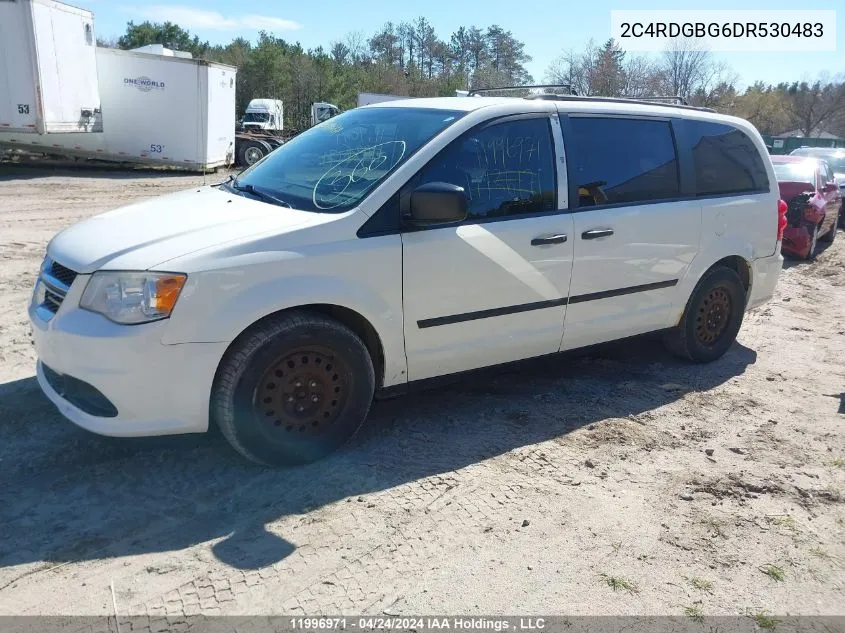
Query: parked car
30 95 784 465
789 147 845 227
771 155 841 259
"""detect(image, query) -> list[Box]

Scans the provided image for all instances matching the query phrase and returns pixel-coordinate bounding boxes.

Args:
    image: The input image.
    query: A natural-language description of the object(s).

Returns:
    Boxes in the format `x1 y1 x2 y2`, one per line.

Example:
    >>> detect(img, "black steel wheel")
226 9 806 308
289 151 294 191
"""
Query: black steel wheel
663 266 746 363
253 346 351 437
694 286 732 346
212 311 375 466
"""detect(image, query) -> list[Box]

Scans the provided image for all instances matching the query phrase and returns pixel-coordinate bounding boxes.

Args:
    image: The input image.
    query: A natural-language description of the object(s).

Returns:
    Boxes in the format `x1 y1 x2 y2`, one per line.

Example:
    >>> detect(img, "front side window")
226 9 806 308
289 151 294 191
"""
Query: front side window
414 117 556 220
233 107 464 213
686 121 769 196
567 117 680 207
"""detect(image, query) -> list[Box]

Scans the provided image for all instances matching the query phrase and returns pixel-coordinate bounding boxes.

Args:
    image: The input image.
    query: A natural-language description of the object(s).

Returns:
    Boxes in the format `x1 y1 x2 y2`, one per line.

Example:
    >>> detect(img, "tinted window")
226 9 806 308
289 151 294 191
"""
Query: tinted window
415 117 556 220
686 121 769 196
233 108 464 213
567 117 679 207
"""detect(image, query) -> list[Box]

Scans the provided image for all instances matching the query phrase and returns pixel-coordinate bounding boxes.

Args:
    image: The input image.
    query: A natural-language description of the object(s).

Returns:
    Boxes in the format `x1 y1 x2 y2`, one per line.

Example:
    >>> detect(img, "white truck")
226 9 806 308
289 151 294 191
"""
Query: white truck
235 101 340 166
0 0 100 134
241 99 284 132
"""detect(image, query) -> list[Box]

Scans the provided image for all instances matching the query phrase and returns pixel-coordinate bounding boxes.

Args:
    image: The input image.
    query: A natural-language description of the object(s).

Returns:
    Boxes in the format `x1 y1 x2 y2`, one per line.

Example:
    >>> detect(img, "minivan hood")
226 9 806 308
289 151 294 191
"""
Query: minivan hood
47 186 323 273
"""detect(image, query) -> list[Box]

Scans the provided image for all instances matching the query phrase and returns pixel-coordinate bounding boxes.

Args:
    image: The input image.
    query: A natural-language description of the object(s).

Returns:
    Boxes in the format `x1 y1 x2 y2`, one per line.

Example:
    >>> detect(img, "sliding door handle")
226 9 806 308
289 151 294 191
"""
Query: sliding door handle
581 228 614 240
531 234 568 246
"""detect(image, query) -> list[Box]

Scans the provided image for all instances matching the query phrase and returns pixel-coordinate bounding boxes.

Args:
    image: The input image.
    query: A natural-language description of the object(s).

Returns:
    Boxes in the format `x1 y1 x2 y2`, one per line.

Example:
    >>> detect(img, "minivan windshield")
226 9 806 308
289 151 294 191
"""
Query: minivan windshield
231 107 464 212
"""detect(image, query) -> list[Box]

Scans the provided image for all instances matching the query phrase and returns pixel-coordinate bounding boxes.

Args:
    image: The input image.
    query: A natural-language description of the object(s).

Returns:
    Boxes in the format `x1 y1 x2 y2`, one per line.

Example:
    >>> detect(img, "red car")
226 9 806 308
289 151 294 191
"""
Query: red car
771 155 842 259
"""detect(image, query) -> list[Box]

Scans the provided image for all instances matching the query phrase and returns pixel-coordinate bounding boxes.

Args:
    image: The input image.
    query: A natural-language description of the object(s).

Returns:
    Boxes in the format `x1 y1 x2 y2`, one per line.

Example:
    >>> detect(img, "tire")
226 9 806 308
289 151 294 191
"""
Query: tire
211 311 375 466
663 267 746 363
805 222 821 259
237 140 266 167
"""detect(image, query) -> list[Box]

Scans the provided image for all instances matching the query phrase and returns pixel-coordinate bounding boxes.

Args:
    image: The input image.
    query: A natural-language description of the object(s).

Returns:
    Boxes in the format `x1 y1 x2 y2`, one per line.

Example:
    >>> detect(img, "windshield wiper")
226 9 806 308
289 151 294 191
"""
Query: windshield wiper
230 179 292 208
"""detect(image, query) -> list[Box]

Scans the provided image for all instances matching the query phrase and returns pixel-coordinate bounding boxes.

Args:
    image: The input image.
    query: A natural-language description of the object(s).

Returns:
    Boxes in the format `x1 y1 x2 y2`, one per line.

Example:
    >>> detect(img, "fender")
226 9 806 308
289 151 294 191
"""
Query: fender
667 236 754 327
162 266 408 387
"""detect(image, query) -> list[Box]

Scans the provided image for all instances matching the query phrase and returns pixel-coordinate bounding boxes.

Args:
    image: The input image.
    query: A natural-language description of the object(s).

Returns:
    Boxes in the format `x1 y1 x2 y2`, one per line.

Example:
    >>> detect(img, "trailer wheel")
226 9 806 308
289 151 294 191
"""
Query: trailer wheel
238 140 267 167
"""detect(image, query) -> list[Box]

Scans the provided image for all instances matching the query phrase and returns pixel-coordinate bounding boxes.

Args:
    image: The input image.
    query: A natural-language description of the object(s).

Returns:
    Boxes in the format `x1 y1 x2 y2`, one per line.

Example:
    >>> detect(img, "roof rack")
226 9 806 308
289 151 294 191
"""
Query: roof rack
525 94 715 113
468 84 578 97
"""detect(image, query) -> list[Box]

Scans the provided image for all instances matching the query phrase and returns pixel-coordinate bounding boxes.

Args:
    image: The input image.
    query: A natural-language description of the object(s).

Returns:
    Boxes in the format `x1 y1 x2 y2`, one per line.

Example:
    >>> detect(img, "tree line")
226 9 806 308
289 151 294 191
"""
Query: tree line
547 38 845 138
103 22 845 138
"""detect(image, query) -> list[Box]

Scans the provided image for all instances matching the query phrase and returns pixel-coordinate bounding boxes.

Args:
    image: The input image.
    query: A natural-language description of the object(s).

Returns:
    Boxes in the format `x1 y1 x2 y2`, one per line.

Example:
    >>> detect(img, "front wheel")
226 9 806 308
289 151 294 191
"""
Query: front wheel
663 267 746 363
211 312 375 466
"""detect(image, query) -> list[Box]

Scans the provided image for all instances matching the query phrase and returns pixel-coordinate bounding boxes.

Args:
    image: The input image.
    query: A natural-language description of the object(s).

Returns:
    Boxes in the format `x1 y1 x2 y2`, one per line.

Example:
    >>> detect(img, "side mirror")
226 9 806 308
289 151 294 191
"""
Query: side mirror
408 182 468 226
823 182 839 193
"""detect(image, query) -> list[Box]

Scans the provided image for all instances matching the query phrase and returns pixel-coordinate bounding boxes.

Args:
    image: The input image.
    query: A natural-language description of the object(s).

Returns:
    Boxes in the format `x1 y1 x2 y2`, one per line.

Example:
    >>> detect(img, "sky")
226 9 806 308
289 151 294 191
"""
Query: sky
77 0 843 89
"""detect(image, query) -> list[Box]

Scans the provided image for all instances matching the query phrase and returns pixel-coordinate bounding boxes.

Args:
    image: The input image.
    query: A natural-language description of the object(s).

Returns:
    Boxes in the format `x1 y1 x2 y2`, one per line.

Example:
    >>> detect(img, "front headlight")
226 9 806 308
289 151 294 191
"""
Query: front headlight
80 272 187 324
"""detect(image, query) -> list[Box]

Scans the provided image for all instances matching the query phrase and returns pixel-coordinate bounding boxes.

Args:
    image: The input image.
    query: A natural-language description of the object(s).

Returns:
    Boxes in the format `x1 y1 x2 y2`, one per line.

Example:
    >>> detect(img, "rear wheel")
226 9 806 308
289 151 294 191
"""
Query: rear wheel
663 267 746 363
211 312 375 466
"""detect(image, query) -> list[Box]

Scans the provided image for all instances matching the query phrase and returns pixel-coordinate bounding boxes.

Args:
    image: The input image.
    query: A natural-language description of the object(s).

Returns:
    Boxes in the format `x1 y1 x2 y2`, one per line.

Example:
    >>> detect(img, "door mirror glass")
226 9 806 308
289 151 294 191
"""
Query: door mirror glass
409 182 468 226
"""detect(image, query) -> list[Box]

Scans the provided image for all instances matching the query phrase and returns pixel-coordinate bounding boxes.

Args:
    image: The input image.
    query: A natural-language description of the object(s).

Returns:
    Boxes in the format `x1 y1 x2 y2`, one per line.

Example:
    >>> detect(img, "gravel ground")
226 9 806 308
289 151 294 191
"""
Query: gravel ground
0 164 843 618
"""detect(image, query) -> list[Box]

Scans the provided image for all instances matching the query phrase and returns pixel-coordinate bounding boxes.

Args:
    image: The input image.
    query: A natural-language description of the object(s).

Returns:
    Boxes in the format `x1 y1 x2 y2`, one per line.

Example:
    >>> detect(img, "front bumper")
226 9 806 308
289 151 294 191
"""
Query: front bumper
29 279 228 437
747 249 783 311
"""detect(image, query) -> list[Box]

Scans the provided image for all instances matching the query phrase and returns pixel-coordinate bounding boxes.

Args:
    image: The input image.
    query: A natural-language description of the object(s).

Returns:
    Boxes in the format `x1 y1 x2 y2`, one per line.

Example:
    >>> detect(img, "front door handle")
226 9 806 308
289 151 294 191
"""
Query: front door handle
531 234 568 246
581 228 614 240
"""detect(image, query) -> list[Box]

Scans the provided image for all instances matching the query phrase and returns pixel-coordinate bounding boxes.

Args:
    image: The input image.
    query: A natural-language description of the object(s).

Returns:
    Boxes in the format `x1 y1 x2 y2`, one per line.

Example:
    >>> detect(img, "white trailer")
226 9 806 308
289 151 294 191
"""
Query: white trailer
357 93 409 107
0 0 100 134
0 46 237 170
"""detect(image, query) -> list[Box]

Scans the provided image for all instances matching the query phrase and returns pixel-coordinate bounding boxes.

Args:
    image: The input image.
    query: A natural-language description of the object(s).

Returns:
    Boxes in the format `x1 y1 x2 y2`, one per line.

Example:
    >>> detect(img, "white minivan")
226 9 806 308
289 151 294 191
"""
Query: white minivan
29 95 785 465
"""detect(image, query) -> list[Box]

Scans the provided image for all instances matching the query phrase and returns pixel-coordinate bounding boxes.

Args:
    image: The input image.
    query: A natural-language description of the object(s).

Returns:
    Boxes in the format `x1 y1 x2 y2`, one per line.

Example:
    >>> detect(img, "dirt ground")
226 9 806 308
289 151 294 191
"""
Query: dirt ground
0 164 843 618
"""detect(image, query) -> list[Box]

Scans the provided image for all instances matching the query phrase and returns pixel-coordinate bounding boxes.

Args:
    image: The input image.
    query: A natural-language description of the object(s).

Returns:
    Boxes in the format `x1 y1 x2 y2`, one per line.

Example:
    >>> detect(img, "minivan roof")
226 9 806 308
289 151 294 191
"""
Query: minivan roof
365 96 742 124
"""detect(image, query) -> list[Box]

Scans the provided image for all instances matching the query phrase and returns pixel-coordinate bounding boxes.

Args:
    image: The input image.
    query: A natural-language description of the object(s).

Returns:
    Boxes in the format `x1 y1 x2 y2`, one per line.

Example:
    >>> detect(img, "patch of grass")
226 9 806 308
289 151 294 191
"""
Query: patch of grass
750 611 780 630
599 573 639 594
683 605 704 623
837 516 845 527
809 546 830 559
688 576 714 593
830 458 845 468
759 564 786 581
765 515 800 532
611 541 623 555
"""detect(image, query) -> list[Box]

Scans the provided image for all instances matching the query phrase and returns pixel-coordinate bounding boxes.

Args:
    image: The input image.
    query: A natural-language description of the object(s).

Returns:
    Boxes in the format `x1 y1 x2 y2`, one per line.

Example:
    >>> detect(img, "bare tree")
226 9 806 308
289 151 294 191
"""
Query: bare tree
660 39 713 100
784 79 845 136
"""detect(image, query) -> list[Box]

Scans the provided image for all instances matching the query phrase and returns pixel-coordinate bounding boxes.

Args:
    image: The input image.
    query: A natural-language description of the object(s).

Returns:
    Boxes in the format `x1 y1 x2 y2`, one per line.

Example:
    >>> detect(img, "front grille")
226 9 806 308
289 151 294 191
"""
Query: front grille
42 363 118 418
36 257 78 319
49 261 78 287
43 287 64 314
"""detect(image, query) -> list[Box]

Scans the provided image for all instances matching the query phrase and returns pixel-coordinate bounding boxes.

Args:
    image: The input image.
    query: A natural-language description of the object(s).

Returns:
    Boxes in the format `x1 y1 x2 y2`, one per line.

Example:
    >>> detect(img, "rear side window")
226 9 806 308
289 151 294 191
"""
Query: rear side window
567 117 680 207
685 121 769 196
